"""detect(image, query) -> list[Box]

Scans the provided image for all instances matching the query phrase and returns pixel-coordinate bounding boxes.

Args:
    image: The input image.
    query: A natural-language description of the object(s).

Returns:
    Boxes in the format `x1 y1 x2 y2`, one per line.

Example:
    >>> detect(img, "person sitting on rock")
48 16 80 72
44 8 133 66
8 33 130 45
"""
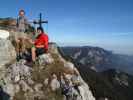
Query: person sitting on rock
28 27 49 63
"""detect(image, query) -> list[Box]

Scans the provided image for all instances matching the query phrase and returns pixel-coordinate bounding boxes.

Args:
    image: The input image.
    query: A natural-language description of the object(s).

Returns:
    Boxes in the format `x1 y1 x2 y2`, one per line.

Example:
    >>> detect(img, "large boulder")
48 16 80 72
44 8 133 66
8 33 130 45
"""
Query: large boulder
0 39 16 66
38 53 54 65
0 29 16 67
50 78 60 91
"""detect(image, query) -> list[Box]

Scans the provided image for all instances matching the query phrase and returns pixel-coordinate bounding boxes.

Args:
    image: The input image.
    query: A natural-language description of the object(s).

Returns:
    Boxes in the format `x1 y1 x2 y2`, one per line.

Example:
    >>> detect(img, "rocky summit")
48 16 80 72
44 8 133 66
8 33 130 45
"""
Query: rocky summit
0 27 95 100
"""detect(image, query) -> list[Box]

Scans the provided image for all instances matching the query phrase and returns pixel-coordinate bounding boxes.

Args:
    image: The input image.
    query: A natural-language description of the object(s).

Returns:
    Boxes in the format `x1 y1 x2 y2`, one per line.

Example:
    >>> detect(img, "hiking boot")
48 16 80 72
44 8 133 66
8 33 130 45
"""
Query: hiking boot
16 54 21 61
16 52 25 61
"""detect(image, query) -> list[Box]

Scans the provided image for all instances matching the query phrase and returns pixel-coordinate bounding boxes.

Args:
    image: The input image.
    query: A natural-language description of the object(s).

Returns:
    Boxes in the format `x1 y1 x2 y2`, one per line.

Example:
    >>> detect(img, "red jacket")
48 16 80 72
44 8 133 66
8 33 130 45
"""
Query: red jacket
34 33 49 51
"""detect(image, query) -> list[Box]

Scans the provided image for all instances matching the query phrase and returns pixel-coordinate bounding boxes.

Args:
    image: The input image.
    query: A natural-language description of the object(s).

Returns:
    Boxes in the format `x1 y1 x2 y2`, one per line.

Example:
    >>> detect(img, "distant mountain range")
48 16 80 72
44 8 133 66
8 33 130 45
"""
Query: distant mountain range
59 46 133 100
60 46 133 75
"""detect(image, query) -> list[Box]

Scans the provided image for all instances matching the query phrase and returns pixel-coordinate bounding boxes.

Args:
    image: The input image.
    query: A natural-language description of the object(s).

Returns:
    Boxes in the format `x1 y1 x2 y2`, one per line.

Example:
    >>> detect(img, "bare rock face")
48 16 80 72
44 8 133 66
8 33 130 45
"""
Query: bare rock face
10 61 32 82
0 39 16 66
59 72 96 100
48 43 96 100
78 77 95 100
64 61 74 70
38 53 54 65
50 78 60 91
0 29 16 67
0 30 96 100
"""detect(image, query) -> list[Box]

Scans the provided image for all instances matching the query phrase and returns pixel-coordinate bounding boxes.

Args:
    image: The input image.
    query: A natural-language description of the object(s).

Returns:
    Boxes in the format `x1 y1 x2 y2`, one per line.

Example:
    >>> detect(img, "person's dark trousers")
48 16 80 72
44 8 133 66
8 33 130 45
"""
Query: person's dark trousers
36 48 46 57
24 48 46 62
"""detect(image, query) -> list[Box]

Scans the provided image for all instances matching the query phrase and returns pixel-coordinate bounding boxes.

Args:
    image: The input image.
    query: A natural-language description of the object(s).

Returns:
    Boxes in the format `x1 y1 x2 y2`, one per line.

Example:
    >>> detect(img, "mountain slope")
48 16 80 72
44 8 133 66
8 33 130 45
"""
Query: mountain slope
59 46 133 100
0 30 95 100
61 46 133 74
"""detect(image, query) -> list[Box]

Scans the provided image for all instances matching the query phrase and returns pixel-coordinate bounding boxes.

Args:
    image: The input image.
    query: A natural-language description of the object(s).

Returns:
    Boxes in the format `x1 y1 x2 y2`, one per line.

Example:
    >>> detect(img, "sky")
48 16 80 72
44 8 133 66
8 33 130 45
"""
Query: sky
0 0 133 55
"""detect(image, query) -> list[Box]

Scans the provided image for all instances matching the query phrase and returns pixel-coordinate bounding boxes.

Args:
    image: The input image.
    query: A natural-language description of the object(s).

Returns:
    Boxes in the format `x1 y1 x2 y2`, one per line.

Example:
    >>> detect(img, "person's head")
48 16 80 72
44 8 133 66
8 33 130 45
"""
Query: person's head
37 27 44 34
19 9 25 17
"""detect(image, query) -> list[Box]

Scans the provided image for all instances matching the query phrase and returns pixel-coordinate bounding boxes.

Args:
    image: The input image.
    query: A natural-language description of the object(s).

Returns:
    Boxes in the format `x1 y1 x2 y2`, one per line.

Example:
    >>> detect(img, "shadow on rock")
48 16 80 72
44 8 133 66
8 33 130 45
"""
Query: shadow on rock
0 86 10 100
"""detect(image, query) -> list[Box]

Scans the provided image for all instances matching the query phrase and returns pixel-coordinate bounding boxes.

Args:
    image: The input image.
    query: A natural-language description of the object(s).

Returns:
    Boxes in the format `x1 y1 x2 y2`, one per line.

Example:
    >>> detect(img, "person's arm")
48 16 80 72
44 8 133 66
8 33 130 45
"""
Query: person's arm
44 34 49 51
16 16 19 27
26 38 35 44
33 38 45 48
29 39 44 48
35 45 44 48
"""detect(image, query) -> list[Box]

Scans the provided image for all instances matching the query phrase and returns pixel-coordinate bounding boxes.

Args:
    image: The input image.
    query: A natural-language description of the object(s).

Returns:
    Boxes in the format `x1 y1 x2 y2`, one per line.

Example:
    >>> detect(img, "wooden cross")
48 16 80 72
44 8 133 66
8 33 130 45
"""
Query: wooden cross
33 13 48 28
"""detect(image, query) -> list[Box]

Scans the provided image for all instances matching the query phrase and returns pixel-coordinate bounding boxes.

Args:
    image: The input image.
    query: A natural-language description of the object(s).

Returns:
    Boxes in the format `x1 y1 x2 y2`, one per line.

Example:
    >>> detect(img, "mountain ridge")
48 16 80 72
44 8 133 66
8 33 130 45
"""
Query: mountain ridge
60 46 133 75
59 46 133 100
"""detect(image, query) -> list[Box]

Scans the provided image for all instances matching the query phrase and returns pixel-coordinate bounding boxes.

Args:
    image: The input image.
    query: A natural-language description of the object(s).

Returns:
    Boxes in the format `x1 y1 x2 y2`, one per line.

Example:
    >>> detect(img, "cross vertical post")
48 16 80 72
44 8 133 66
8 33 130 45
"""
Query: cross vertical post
33 13 48 28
